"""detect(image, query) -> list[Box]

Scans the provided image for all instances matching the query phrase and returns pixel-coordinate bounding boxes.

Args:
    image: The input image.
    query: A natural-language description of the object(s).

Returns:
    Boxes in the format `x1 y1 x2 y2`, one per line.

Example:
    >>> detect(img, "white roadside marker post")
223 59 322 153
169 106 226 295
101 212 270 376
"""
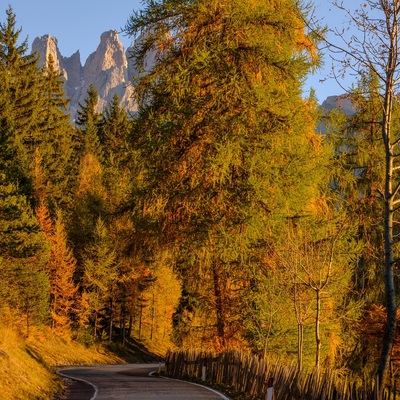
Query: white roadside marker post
202 358 207 382
267 377 274 400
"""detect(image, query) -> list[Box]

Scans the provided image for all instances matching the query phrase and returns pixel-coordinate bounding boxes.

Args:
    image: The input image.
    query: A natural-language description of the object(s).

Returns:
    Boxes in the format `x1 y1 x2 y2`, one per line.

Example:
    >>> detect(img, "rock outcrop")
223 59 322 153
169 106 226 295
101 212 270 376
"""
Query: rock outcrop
32 35 64 73
31 31 137 120
62 50 83 101
316 95 355 134
125 29 158 83
321 95 355 115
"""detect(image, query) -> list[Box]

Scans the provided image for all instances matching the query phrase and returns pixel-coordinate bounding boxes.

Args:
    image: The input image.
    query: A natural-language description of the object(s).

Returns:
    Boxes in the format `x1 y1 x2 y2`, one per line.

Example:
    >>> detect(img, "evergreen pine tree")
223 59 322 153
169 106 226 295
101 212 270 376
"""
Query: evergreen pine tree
82 218 118 339
325 74 388 374
35 54 75 212
70 86 107 265
75 84 104 162
0 174 50 335
0 66 21 181
0 6 41 195
101 93 132 209
326 75 385 303
101 93 131 165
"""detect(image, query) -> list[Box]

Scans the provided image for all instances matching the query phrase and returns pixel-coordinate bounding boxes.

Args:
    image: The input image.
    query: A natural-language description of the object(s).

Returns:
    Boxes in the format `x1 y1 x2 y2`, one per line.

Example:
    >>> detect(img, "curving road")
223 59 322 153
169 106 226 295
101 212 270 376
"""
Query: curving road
59 363 232 400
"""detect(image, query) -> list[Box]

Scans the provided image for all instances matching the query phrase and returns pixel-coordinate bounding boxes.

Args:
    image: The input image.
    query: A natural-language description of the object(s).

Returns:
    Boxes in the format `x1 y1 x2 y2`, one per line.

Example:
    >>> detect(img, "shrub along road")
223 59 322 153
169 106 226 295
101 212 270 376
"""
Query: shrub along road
59 364 231 399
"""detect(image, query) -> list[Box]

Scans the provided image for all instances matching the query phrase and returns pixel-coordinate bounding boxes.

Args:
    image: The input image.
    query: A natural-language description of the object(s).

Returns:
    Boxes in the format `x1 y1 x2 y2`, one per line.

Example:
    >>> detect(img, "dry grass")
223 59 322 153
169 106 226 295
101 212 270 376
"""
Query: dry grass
26 327 124 367
0 325 124 399
0 326 61 399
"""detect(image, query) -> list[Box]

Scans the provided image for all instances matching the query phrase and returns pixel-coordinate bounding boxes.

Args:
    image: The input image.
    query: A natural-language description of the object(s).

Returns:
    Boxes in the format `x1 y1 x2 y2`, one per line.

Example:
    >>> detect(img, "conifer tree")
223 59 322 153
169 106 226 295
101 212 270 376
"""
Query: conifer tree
0 174 50 335
146 262 180 342
107 212 154 344
0 6 41 194
36 203 78 331
82 218 118 339
75 84 104 162
101 93 132 209
35 54 75 212
70 152 107 265
101 93 131 156
126 0 326 348
0 68 22 182
325 74 389 375
326 75 385 304
70 86 107 264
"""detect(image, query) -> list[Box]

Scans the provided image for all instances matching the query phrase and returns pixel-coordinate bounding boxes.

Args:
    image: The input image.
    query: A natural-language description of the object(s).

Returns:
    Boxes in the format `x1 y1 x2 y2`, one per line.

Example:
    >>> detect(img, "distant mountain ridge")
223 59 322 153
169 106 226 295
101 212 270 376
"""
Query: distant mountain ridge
31 31 354 123
31 31 137 119
321 95 354 115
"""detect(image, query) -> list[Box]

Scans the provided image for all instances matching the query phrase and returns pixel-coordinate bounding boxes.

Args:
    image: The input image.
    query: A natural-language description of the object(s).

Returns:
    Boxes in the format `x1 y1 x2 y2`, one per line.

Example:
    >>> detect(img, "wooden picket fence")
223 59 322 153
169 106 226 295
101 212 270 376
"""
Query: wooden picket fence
164 349 386 399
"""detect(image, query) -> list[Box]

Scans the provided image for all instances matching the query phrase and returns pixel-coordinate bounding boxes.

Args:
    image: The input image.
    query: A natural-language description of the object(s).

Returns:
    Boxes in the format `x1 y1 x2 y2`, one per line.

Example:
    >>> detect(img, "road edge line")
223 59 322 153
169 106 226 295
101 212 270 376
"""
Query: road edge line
149 371 232 400
57 369 99 400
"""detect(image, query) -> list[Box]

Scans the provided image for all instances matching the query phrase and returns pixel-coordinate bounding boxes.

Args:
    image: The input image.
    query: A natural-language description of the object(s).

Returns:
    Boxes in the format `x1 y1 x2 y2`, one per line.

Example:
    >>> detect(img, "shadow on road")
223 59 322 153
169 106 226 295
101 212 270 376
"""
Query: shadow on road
62 377 95 400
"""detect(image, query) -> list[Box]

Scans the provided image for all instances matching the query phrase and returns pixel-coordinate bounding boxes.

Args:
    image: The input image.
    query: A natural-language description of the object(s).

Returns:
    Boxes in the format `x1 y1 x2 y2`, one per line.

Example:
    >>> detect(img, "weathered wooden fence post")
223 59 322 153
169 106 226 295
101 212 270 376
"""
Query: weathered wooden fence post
375 374 379 400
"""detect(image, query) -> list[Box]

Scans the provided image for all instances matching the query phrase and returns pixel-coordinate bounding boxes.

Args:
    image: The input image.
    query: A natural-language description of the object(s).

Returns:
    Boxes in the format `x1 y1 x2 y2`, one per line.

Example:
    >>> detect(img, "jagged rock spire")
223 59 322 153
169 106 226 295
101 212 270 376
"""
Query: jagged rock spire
31 30 137 119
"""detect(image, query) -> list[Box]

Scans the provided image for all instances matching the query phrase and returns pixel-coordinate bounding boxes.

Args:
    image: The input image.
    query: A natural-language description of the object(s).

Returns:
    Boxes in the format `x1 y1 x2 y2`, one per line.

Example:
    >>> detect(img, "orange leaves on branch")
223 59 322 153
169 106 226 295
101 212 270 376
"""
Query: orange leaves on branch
36 202 78 332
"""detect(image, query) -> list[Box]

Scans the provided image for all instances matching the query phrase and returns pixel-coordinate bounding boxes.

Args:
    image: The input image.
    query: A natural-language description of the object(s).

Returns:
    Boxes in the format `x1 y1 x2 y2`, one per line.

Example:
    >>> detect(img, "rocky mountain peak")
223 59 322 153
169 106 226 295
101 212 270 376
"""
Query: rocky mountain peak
32 35 65 75
31 30 136 119
321 95 355 115
82 30 133 113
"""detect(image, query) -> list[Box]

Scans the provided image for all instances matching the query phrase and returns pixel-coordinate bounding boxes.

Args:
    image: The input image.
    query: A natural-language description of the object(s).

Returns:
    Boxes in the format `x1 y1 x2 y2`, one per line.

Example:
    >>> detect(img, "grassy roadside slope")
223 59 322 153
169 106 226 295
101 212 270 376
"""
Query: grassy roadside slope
0 326 125 399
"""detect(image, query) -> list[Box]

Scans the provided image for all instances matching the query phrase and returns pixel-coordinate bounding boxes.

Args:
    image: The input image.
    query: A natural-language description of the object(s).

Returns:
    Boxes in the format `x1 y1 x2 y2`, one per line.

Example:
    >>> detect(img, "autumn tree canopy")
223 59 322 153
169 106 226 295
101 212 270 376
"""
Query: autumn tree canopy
125 0 329 349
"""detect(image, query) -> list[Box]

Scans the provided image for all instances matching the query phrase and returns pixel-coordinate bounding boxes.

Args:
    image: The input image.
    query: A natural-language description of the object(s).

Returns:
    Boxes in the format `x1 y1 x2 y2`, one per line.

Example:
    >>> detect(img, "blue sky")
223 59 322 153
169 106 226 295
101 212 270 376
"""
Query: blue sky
5 0 142 60
3 0 354 102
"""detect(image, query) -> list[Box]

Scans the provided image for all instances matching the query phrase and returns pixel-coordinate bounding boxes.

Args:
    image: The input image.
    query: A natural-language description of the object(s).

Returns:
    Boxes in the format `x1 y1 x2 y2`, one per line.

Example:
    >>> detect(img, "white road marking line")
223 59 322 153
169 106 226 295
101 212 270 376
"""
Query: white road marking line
57 370 99 400
149 371 232 400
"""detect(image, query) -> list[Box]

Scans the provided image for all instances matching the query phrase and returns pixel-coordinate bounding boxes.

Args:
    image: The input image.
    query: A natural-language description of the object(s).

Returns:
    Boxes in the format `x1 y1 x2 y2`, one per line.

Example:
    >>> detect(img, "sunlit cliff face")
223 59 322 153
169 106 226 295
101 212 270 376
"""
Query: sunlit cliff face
31 30 137 118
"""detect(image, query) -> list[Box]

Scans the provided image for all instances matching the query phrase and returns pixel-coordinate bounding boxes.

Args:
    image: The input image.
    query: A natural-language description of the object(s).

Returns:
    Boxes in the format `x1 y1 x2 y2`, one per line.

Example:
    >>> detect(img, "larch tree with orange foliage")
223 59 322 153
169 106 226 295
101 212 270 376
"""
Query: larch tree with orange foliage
125 0 328 349
36 203 78 331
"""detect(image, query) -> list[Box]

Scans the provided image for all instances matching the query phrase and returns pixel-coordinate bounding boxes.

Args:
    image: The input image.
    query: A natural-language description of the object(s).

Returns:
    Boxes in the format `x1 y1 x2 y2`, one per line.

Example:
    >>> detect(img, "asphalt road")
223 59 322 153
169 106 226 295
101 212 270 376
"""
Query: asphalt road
59 363 232 400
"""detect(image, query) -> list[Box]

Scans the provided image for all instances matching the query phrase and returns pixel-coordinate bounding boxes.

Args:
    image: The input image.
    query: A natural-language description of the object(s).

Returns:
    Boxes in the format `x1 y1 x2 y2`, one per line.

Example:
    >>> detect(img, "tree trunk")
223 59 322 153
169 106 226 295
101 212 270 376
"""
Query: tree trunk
139 294 144 340
26 311 30 338
293 280 303 370
212 263 226 348
378 63 397 394
128 315 133 338
51 296 56 330
378 141 397 392
150 292 155 340
121 303 126 345
94 312 97 338
298 323 304 371
315 288 321 374
109 297 113 344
